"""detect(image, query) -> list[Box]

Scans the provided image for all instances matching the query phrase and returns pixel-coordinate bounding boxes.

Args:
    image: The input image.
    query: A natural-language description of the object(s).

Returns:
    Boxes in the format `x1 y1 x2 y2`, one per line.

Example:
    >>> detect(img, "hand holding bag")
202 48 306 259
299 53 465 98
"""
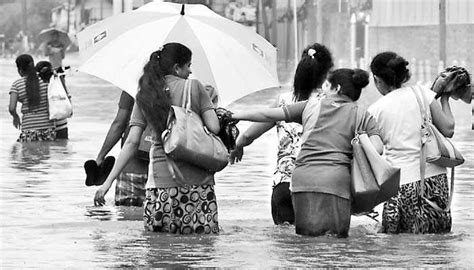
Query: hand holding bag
162 79 228 172
48 74 73 120
411 85 464 212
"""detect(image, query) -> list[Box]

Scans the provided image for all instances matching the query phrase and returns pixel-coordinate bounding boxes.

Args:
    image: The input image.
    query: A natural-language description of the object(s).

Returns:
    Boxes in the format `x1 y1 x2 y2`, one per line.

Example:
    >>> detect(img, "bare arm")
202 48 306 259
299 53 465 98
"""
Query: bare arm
94 125 143 206
96 107 131 165
8 92 20 129
230 98 279 163
232 107 286 122
430 96 455 138
202 109 220 134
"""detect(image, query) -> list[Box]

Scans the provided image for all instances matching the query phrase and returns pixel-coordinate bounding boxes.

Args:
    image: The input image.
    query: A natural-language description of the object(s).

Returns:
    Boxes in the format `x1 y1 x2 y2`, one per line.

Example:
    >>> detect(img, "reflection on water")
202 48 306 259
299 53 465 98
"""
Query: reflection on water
0 59 473 268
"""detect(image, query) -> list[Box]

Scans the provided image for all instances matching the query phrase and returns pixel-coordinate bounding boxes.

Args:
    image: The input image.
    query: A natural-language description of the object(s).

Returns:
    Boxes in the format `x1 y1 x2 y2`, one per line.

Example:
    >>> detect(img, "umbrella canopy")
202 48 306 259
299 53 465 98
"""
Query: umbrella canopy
38 28 71 47
77 2 279 107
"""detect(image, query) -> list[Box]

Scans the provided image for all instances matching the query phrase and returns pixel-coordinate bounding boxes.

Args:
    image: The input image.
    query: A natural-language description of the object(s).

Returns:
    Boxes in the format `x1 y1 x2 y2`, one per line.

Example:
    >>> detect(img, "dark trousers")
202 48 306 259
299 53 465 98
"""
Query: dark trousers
271 182 295 225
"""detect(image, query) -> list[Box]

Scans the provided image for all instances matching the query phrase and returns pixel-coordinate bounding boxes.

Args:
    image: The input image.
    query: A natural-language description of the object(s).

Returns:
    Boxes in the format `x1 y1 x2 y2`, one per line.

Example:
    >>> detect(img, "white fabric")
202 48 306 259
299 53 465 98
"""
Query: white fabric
368 85 446 185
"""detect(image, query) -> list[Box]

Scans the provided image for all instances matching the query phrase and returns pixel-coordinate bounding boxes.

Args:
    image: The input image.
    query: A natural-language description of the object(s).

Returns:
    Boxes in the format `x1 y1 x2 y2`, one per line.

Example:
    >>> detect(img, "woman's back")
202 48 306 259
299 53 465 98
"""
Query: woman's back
368 85 446 184
10 77 53 131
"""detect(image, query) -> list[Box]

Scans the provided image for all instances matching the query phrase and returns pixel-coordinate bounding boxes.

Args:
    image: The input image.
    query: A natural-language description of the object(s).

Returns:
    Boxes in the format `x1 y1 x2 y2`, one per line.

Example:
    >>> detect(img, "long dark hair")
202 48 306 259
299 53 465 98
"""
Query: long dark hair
16 54 40 108
327 68 370 101
370 51 411 88
36 61 54 83
293 43 334 101
136 43 192 135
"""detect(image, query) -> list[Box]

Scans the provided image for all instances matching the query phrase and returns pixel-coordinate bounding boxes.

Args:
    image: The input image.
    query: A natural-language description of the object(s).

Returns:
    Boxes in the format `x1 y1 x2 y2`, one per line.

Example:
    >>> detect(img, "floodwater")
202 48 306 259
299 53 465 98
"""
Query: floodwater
0 55 473 268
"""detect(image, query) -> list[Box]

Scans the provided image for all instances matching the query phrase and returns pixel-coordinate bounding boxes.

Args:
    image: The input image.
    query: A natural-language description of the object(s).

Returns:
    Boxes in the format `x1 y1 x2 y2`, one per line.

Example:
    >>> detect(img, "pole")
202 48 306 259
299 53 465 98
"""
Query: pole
316 0 322 42
67 0 71 32
307 0 317 43
293 0 298 66
364 15 370 68
350 13 356 67
272 1 278 45
256 0 260 34
439 0 446 65
21 0 27 34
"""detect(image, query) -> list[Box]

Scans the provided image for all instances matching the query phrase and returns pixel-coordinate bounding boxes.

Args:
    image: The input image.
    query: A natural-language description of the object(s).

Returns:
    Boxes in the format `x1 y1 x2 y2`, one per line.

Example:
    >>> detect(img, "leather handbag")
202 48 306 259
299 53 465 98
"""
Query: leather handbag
411 86 464 212
351 107 401 214
161 79 228 172
411 85 465 168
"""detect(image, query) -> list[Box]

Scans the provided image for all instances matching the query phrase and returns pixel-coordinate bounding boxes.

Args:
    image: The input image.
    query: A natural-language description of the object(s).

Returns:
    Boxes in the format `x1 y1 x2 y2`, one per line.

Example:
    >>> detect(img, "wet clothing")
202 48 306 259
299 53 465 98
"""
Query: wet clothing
18 128 56 142
130 75 216 189
368 85 450 234
284 95 380 199
283 94 379 237
144 185 219 234
115 172 147 206
293 192 351 237
116 92 148 206
9 77 54 132
368 86 446 185
271 182 294 224
381 174 451 234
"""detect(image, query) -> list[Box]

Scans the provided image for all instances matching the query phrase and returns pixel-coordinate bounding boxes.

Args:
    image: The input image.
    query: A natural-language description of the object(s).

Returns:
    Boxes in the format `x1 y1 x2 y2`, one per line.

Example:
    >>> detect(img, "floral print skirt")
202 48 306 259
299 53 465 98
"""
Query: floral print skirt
18 128 56 142
144 185 219 234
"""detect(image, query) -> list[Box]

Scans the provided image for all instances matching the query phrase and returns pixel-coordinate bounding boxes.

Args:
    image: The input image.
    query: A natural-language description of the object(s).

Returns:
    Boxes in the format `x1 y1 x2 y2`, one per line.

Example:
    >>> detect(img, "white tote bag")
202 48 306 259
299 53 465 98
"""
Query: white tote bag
48 75 73 120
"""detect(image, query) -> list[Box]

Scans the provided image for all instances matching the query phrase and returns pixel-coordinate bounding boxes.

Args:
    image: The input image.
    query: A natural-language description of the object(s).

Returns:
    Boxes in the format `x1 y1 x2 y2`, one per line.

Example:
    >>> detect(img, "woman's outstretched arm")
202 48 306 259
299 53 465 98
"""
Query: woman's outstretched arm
94 125 143 206
232 107 286 122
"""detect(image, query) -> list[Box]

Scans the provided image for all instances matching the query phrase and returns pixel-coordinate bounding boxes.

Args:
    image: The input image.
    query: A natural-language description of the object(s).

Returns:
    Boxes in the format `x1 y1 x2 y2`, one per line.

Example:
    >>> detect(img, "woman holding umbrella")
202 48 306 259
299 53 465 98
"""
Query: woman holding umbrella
94 43 221 235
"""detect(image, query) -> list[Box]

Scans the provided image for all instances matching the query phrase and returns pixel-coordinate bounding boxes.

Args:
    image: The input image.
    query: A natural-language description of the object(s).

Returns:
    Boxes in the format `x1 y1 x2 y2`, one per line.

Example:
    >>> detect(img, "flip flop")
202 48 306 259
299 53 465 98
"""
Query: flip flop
95 156 115 186
84 160 99 186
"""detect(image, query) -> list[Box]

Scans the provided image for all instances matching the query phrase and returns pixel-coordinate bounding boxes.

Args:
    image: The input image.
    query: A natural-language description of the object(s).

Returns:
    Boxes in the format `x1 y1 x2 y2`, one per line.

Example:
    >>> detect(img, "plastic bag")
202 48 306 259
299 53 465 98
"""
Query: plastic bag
48 75 73 120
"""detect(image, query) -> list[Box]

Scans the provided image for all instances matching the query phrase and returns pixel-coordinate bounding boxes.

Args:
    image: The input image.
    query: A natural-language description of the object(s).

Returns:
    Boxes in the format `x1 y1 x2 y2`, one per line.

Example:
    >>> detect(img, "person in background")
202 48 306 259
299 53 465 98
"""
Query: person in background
368 51 455 234
229 43 334 225
9 54 55 142
94 43 221 234
44 31 65 70
35 61 70 139
231 68 382 237
94 91 149 206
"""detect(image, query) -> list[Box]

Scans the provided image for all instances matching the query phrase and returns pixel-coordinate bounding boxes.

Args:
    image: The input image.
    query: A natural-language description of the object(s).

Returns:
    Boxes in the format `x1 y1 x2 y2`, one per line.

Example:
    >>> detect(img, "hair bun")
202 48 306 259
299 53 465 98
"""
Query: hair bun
351 69 369 89
387 56 409 70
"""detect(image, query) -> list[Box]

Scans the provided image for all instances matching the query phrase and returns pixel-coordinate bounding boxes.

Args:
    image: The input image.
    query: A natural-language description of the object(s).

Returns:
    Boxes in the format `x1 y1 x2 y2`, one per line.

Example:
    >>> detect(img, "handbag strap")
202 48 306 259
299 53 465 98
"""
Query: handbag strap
411 86 454 212
181 79 192 111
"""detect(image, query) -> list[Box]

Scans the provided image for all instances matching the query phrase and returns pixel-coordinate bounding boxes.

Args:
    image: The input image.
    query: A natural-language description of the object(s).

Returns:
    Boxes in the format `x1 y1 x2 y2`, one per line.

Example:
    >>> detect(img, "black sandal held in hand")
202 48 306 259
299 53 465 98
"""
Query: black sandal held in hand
84 156 115 186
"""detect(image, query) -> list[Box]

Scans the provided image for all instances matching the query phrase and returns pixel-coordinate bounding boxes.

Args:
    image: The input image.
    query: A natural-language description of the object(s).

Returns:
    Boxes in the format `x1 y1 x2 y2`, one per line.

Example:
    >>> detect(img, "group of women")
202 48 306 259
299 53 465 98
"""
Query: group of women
10 41 458 237
89 42 459 238
9 54 69 142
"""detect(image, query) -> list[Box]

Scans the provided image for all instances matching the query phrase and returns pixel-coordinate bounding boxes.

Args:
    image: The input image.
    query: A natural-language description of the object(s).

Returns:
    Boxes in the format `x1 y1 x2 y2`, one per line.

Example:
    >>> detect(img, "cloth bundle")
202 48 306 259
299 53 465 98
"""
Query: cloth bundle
431 66 472 103
215 107 239 152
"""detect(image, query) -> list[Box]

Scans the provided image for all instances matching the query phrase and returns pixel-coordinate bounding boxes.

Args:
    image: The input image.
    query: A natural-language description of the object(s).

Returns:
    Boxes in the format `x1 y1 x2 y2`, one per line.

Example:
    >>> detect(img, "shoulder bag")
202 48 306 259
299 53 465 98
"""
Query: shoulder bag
351 106 401 214
48 74 73 120
162 79 228 172
411 85 464 212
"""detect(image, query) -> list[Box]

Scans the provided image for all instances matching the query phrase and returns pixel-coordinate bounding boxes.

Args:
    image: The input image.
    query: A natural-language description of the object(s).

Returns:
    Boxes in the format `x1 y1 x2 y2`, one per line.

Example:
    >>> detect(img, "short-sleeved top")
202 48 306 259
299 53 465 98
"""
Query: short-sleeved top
118 91 148 174
9 77 54 131
368 85 446 185
273 92 303 186
129 75 215 188
283 94 380 199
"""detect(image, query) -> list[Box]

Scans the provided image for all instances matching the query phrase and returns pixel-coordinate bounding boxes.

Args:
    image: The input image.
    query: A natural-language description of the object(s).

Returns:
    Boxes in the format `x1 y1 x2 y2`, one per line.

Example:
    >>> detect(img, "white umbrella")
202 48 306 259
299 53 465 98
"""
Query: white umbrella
77 1 279 106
